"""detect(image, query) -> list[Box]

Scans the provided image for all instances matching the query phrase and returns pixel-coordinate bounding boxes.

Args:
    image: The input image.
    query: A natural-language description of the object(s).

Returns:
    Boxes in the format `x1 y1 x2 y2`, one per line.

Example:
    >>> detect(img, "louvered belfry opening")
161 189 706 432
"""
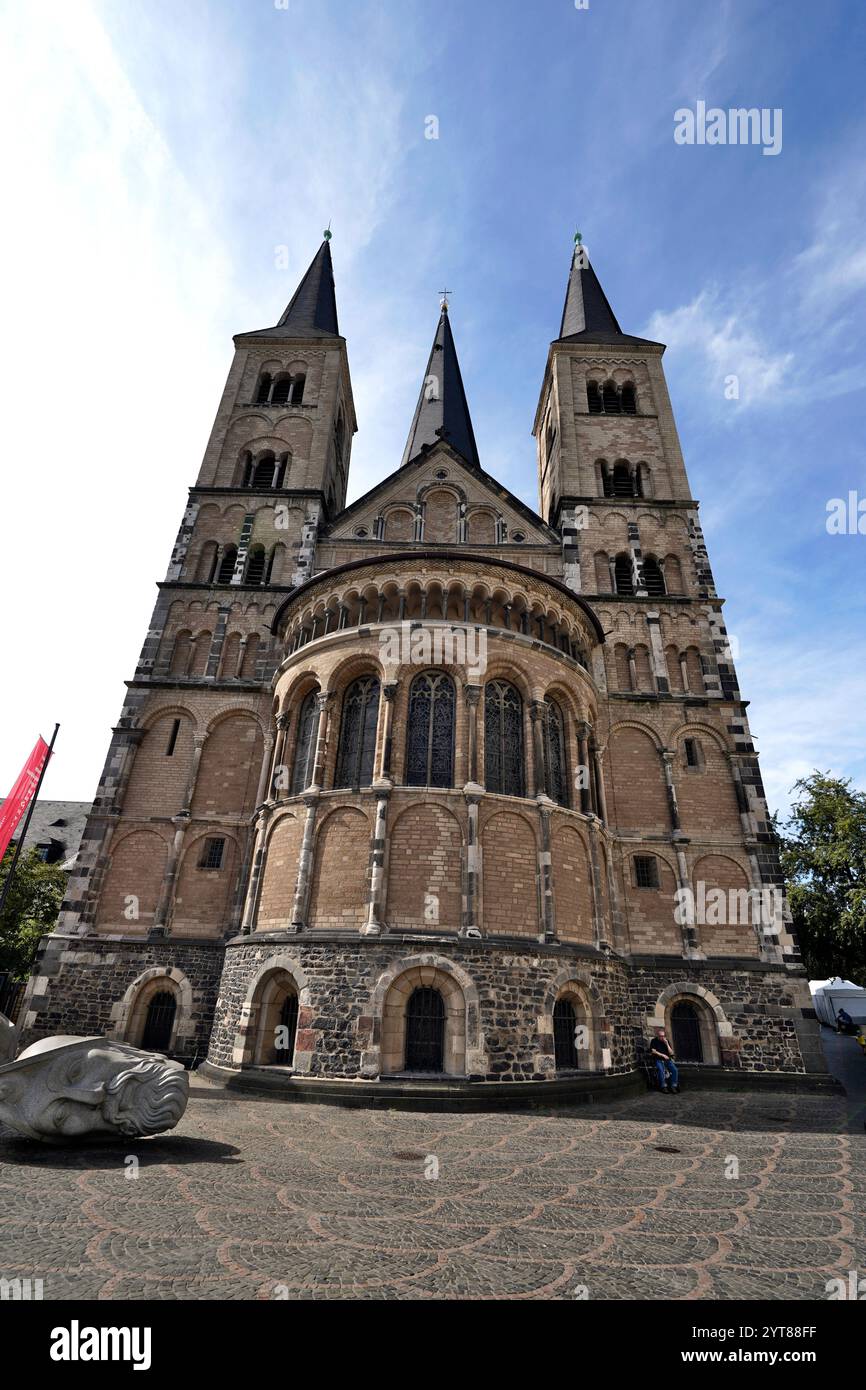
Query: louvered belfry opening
404 987 446 1072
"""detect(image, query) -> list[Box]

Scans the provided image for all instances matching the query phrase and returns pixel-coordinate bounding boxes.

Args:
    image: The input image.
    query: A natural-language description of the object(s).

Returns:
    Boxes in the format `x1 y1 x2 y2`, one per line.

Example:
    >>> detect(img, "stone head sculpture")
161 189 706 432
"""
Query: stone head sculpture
0 1036 189 1143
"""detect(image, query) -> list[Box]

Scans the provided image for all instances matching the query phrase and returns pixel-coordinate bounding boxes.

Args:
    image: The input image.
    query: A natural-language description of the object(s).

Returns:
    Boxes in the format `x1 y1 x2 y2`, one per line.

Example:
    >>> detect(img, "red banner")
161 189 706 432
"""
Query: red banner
0 737 51 864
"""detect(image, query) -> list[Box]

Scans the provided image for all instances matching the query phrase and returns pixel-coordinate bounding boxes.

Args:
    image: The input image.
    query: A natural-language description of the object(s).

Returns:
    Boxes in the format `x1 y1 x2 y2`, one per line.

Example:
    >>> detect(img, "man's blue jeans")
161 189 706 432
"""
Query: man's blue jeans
654 1058 679 1089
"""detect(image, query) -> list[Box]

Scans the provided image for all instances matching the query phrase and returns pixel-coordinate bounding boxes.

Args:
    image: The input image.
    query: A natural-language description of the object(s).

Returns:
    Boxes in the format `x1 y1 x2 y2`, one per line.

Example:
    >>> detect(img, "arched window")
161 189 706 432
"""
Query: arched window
586 381 603 414
641 556 666 596
612 461 635 496
270 374 292 405
553 997 578 1069
543 698 569 806
405 672 455 788
602 381 620 414
620 382 637 414
670 1000 703 1062
216 545 237 584
614 553 634 596
140 990 176 1052
291 374 306 404
334 677 380 788
252 452 275 488
290 690 318 795
245 545 266 585
404 987 445 1072
255 372 272 404
485 679 524 797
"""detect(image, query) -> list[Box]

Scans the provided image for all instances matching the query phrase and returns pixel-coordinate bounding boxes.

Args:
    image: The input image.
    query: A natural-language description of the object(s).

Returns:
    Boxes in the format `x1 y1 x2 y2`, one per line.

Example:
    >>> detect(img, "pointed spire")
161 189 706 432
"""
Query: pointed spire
557 234 659 346
244 239 340 340
401 302 480 469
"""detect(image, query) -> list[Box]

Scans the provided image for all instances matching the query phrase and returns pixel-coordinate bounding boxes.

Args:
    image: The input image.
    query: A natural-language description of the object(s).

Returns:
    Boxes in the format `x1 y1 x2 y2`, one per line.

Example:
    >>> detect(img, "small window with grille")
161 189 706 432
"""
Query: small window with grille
165 719 181 757
634 855 659 889
198 837 225 870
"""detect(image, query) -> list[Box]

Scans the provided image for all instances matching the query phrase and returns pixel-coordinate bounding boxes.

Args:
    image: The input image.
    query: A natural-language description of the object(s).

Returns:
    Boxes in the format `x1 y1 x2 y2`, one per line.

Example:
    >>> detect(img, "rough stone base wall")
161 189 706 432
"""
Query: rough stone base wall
629 958 819 1073
18 934 224 1064
206 934 817 1082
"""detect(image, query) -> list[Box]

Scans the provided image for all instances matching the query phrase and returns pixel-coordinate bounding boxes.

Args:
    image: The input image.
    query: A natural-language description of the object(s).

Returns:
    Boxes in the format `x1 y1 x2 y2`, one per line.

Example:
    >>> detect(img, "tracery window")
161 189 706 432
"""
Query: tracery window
405 672 455 787
334 677 380 788
290 690 319 795
543 697 569 807
484 679 524 797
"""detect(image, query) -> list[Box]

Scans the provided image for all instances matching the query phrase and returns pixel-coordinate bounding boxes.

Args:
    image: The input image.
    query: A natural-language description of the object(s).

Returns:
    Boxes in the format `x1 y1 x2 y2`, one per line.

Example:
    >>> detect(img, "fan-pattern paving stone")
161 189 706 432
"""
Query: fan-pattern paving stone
0 1081 864 1300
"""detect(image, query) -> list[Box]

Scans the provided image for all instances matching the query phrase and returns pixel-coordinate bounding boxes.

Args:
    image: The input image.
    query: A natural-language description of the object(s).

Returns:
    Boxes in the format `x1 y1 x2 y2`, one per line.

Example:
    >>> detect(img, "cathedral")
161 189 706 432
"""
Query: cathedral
20 235 824 1098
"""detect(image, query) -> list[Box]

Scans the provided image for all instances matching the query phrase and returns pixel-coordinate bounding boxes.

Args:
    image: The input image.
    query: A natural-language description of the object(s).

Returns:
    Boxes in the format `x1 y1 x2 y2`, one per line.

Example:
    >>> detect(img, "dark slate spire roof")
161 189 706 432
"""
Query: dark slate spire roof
243 240 340 340
400 305 481 469
556 243 661 347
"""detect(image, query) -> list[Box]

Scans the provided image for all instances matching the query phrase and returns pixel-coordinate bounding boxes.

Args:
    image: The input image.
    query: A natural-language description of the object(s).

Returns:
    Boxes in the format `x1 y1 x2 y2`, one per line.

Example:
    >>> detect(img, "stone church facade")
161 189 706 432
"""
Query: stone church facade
20 236 823 1096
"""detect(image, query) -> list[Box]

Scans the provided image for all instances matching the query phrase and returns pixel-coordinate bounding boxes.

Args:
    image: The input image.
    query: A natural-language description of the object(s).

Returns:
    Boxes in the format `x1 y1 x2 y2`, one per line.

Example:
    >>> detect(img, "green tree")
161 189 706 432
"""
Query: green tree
778 772 866 985
0 847 66 981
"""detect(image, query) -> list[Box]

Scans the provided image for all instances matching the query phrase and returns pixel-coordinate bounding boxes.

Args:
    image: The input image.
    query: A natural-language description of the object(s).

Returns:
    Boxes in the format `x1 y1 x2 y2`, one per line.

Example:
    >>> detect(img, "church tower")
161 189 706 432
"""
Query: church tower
20 240 355 1058
20 234 820 1088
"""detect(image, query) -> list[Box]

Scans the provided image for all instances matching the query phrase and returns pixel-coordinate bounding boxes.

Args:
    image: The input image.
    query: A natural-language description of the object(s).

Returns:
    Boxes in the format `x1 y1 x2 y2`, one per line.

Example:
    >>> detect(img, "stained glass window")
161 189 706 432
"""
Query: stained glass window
485 680 524 797
405 672 455 787
290 690 318 795
544 698 569 807
334 677 380 788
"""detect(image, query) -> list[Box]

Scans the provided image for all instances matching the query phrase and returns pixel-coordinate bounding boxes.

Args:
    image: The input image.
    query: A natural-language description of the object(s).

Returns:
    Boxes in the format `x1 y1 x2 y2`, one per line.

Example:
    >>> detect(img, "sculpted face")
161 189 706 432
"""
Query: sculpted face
0 1038 189 1143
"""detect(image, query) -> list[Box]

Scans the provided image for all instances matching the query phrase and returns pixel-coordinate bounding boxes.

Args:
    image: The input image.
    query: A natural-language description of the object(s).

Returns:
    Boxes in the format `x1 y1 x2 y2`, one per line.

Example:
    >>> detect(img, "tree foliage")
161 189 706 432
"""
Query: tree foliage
778 772 866 985
0 847 66 981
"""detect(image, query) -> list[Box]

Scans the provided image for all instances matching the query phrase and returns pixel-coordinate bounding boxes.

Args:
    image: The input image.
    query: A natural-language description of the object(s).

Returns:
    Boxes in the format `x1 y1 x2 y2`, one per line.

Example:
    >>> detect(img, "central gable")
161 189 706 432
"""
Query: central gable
326 442 558 550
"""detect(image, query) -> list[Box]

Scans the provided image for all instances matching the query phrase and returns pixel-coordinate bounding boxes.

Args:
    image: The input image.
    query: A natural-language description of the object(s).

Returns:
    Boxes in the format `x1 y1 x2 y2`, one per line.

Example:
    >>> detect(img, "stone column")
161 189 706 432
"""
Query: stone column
378 682 399 781
627 647 638 692
362 788 391 937
270 713 290 798
530 700 547 798
537 803 555 941
153 815 188 934
587 820 610 952
679 651 690 693
577 721 591 814
240 804 272 934
674 843 702 958
592 741 608 824
290 794 319 932
254 728 275 808
310 693 332 789
461 790 482 937
465 685 482 786
660 748 681 833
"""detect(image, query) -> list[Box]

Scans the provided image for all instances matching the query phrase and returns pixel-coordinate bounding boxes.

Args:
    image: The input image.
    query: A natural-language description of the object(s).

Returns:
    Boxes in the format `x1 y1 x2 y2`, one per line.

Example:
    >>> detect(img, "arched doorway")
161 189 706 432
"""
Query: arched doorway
553 997 579 1070
251 969 301 1066
274 991 299 1065
671 1000 703 1062
141 991 177 1052
404 987 446 1073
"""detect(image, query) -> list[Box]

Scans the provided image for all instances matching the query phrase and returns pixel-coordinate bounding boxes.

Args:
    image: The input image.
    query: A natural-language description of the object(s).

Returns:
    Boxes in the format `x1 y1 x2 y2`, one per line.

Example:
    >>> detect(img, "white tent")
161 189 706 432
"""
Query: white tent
810 977 866 1027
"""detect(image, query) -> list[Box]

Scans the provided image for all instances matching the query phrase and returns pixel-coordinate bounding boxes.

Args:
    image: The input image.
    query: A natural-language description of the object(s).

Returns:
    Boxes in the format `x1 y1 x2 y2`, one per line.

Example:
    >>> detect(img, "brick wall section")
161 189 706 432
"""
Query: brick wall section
386 804 463 932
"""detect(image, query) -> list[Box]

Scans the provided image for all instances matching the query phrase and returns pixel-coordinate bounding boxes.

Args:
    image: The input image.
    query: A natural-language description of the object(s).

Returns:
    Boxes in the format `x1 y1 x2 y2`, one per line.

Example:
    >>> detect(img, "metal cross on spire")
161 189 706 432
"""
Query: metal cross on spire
438 287 452 312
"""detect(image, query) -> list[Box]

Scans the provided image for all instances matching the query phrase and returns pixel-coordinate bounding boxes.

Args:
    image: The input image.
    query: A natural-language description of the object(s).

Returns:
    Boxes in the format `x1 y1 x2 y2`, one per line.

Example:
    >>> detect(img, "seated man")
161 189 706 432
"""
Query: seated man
836 1007 855 1034
650 1027 679 1093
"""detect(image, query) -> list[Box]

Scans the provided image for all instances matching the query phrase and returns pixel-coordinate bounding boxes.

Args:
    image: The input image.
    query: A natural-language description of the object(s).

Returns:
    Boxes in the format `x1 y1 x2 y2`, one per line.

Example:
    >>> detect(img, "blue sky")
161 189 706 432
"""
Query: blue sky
1 0 864 817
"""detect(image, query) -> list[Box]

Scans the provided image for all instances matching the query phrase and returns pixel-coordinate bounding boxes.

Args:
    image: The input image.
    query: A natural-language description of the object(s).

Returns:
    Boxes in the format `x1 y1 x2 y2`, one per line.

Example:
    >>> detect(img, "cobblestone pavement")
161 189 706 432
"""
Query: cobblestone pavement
1 1081 864 1300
